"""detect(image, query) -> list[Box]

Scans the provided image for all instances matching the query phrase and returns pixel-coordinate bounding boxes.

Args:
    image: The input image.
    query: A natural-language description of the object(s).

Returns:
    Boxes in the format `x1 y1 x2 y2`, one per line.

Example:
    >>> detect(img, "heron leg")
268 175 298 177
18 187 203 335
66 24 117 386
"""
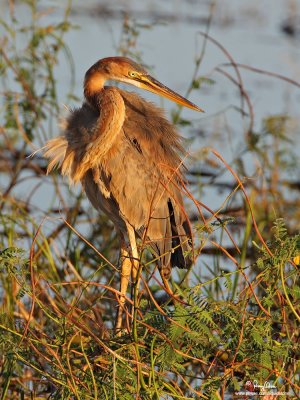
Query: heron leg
125 222 142 333
115 225 140 335
115 240 132 335
125 222 139 286
160 272 174 296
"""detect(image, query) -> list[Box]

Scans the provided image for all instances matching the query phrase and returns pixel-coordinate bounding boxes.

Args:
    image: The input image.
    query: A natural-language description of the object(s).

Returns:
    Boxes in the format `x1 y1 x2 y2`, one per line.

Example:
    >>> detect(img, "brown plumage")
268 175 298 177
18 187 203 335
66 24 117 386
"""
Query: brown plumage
43 57 203 332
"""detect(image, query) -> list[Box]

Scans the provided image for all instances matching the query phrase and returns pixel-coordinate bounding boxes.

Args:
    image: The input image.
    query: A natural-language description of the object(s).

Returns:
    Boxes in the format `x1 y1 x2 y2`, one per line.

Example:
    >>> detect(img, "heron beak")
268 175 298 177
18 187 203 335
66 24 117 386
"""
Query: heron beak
138 75 204 112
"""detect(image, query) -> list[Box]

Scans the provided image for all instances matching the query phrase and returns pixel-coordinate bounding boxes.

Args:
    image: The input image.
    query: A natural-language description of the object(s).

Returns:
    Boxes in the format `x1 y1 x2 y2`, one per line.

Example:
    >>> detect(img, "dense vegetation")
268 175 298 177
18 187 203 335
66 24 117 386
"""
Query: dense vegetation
0 1 299 399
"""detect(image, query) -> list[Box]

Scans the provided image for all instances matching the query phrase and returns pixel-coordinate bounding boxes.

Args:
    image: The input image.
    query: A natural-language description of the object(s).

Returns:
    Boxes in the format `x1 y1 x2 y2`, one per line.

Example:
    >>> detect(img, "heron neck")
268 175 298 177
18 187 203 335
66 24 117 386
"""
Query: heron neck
83 87 125 168
84 71 106 107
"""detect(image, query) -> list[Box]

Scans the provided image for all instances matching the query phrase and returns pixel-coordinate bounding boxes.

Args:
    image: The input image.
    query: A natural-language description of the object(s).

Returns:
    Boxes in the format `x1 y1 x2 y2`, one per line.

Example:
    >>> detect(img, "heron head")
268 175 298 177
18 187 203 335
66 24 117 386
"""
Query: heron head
84 57 204 112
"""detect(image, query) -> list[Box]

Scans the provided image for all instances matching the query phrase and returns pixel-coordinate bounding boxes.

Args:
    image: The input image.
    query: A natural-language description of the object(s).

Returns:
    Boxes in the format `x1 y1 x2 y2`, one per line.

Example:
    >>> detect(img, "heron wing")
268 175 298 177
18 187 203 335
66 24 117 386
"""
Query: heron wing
117 90 192 273
45 88 192 274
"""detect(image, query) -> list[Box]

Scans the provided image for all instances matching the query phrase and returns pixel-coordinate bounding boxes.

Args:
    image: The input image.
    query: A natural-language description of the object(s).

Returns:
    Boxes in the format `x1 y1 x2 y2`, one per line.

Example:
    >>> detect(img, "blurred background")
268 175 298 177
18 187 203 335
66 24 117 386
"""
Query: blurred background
1 0 299 226
1 0 299 275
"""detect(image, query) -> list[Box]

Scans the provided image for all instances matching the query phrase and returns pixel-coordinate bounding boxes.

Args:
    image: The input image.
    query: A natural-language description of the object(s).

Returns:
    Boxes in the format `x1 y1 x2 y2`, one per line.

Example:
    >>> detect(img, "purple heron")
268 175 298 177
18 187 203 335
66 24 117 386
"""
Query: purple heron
43 57 203 333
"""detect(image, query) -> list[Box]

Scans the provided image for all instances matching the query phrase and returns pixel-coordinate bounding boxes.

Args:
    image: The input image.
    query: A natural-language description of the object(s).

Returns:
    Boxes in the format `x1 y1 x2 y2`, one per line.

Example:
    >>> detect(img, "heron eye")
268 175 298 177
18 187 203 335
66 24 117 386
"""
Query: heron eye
128 71 138 78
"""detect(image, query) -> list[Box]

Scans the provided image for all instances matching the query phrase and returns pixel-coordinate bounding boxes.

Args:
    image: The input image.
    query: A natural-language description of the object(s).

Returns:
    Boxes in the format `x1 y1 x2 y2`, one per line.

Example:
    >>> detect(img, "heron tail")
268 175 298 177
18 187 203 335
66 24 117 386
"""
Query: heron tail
159 200 192 280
